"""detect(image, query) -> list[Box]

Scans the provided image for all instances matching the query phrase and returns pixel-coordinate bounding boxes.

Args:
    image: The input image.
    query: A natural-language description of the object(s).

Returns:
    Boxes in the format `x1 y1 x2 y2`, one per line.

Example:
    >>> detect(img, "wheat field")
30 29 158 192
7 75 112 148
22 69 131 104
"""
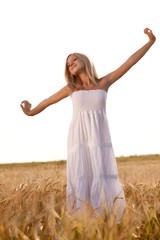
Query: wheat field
0 155 159 239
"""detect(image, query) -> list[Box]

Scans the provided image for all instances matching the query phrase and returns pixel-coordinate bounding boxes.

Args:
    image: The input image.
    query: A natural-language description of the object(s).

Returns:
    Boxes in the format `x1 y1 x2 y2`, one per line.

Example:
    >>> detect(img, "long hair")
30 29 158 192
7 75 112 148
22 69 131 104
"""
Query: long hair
65 53 99 91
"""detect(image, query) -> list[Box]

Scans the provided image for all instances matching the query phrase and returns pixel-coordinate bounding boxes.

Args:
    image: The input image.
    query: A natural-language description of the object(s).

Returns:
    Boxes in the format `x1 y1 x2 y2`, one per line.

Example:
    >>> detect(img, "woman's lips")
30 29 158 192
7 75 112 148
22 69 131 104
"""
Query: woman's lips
71 64 76 70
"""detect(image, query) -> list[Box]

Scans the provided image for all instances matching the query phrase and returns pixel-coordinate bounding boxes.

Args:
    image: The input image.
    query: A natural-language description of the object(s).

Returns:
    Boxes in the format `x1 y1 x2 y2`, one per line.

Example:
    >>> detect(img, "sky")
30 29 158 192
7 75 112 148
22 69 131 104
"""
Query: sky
0 0 160 163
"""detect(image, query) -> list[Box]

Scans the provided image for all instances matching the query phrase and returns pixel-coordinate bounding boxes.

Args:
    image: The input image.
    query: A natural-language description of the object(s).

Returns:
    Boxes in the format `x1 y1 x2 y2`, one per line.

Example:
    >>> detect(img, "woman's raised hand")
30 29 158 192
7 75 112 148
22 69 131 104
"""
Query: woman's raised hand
20 100 33 116
144 28 156 43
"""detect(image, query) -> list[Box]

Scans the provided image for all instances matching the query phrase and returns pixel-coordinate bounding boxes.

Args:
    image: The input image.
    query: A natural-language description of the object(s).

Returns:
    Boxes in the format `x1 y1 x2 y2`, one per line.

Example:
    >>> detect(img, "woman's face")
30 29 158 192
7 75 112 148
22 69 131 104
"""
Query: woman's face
67 54 85 76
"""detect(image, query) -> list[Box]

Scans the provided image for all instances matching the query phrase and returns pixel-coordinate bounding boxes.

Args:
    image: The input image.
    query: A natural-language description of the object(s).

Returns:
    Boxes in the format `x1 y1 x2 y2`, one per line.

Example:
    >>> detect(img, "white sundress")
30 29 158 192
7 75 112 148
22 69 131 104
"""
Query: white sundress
66 89 126 218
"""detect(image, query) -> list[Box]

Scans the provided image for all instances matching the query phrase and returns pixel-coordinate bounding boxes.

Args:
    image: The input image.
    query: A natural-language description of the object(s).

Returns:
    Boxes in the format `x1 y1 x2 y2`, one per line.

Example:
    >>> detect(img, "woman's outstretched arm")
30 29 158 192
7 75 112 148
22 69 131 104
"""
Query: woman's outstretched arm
101 28 156 89
20 85 70 116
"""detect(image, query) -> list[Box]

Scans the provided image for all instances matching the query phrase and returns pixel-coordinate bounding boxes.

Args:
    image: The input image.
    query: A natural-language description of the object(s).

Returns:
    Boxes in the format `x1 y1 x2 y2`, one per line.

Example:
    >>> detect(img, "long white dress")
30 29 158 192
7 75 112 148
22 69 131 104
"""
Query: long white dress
66 89 126 218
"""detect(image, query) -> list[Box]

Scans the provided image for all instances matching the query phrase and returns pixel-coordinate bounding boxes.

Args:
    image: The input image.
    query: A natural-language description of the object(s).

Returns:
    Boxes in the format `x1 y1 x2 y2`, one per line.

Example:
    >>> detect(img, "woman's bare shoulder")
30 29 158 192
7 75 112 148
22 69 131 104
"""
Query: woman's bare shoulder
96 78 109 91
66 84 76 96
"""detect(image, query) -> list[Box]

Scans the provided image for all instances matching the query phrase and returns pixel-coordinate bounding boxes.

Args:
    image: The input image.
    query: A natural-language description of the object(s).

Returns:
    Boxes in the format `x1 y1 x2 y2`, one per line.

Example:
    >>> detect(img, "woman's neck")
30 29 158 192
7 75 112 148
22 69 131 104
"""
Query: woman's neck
78 73 91 87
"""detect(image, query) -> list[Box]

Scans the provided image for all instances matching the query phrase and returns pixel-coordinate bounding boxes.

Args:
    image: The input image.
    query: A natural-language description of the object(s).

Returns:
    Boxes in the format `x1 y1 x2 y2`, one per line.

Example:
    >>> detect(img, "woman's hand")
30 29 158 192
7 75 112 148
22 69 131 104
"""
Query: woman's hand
144 28 156 43
20 100 33 116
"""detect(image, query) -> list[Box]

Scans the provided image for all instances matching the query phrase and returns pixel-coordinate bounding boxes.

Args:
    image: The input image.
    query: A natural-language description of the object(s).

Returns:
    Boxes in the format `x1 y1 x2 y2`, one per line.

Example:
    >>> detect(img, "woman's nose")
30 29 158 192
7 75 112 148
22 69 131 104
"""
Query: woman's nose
69 61 74 67
71 61 75 66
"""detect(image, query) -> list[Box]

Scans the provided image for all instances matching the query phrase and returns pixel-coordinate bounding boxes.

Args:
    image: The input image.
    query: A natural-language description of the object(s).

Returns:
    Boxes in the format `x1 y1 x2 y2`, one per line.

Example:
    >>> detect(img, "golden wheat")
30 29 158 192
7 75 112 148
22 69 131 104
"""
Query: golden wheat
0 155 159 239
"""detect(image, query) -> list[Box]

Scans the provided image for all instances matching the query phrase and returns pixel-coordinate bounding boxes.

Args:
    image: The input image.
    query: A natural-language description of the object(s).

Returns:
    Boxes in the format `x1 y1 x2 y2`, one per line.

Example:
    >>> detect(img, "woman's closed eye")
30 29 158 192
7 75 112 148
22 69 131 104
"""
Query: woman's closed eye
68 58 77 67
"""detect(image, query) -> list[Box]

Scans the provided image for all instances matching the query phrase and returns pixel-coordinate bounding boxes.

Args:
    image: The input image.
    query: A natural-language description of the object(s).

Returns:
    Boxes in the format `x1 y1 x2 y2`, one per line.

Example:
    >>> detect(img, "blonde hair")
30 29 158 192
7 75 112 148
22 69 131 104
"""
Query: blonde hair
65 53 99 91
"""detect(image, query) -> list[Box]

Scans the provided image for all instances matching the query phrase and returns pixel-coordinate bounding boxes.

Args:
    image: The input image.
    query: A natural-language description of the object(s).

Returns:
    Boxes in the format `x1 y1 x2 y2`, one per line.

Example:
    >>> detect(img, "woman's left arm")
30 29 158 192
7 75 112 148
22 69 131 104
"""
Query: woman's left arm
101 28 156 88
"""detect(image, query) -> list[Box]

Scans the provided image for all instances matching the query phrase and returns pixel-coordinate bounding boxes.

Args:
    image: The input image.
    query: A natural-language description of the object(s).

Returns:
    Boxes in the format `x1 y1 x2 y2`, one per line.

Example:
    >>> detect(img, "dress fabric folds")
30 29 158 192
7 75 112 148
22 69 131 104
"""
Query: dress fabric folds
66 89 126 218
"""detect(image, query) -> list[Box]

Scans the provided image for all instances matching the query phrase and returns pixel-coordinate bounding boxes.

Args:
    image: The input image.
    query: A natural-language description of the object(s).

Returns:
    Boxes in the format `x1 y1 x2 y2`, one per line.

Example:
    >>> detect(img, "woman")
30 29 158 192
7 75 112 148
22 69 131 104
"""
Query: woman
21 28 156 219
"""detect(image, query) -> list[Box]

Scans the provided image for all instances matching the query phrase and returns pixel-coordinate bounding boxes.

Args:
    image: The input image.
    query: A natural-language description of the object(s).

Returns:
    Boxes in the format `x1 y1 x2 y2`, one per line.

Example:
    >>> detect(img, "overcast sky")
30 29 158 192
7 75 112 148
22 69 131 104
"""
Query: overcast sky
0 0 160 163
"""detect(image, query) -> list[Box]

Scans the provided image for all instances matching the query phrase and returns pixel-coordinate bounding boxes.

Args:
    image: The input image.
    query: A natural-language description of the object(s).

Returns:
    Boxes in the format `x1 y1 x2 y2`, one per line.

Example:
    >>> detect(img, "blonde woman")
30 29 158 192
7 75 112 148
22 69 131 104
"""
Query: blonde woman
21 28 156 218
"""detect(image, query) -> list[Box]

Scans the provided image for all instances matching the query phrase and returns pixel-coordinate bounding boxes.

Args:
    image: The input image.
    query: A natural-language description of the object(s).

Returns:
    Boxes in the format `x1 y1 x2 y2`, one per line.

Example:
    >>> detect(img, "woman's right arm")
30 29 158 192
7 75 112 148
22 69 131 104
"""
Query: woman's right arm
20 85 71 116
100 28 156 89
